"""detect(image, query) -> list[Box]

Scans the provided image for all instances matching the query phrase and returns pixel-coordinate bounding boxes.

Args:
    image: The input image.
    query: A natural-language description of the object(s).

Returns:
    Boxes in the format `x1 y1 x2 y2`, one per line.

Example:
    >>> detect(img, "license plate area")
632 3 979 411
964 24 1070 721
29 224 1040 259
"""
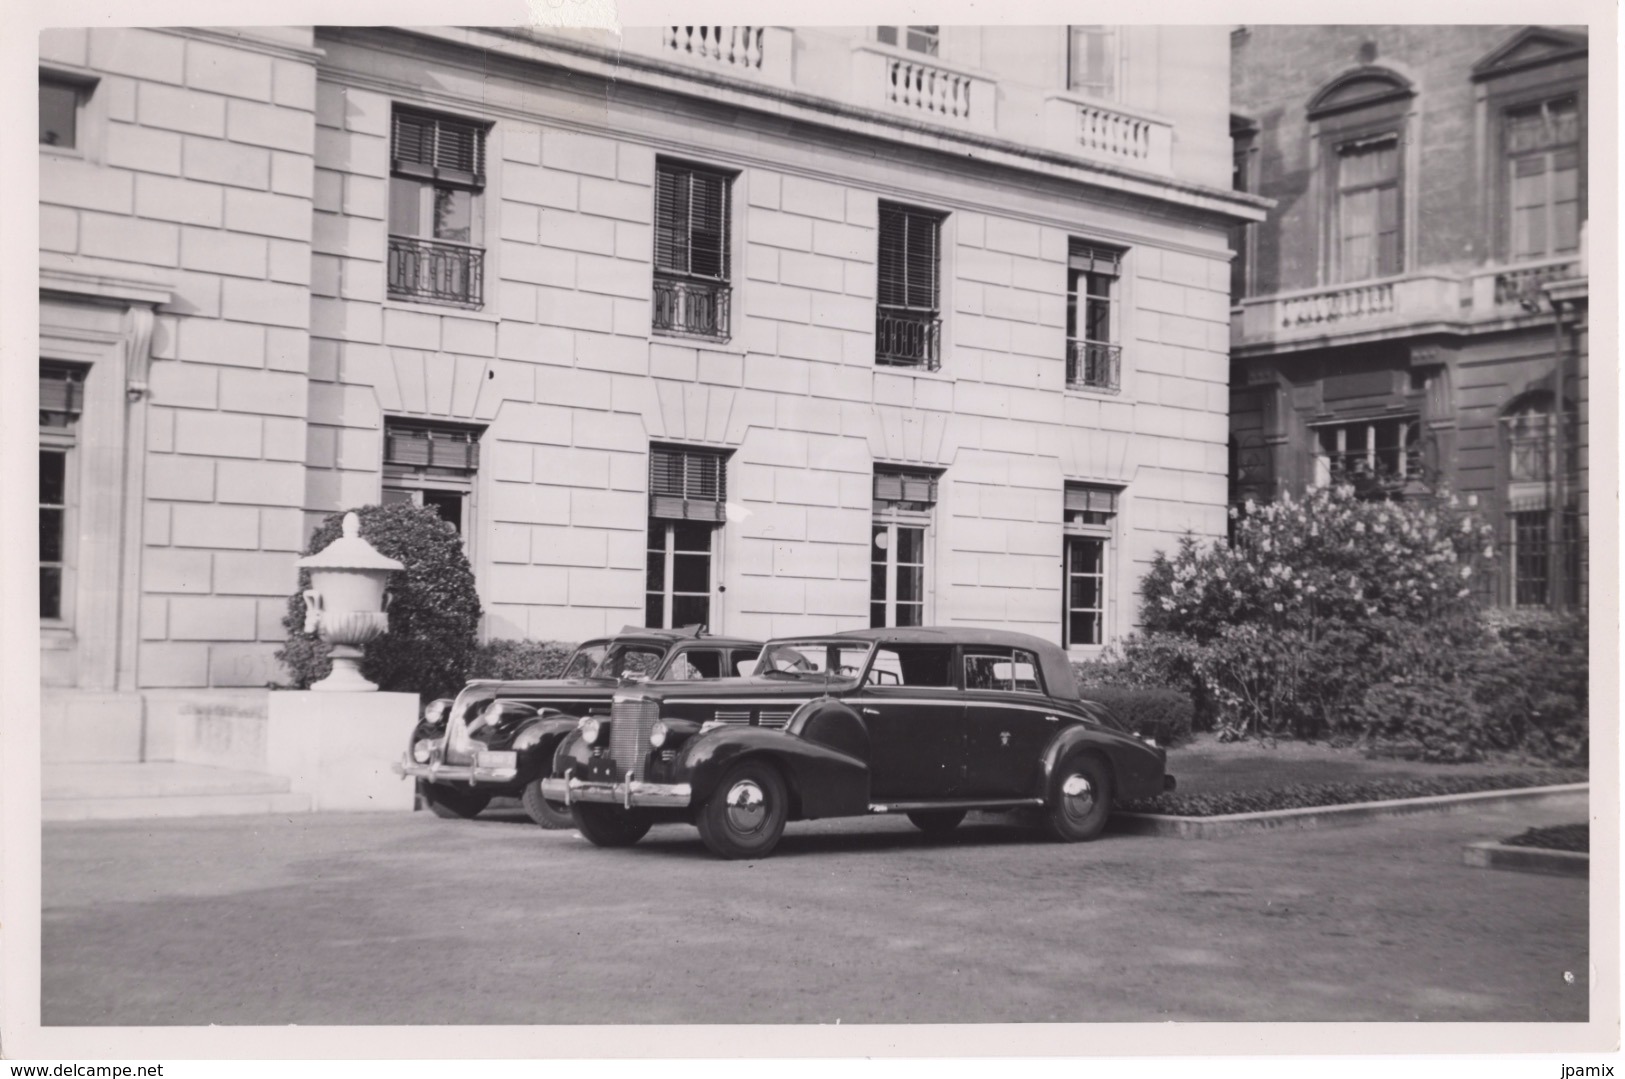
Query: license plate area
475 750 517 770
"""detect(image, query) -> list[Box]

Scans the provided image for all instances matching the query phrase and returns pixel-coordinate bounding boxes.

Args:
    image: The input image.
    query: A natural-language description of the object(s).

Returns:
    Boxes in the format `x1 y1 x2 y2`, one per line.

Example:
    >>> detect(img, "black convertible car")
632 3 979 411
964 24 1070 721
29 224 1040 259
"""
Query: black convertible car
394 626 761 826
541 627 1173 858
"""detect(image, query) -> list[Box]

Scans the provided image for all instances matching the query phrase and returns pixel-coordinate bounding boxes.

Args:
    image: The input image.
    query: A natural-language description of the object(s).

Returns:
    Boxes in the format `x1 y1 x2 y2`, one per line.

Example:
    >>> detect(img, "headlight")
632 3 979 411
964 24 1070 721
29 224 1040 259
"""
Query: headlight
649 721 669 748
513 726 546 752
411 739 434 763
423 698 453 726
579 716 603 745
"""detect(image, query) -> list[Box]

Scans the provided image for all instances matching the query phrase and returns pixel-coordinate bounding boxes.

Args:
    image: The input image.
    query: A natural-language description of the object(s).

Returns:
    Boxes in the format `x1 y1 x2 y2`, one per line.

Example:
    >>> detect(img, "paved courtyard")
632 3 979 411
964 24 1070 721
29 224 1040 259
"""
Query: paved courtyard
41 794 1589 1026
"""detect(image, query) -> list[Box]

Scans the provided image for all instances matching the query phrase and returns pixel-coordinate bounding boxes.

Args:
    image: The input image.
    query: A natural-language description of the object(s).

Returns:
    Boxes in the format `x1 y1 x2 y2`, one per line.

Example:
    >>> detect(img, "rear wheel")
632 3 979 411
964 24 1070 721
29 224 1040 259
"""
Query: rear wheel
421 781 491 820
696 759 789 860
1044 752 1113 842
570 804 652 848
907 809 967 835
521 778 574 830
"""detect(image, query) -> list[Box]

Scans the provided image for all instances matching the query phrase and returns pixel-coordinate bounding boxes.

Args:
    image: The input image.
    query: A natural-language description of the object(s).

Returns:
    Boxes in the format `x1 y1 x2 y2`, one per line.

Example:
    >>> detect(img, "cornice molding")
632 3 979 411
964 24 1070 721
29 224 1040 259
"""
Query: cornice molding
40 260 175 308
159 27 326 65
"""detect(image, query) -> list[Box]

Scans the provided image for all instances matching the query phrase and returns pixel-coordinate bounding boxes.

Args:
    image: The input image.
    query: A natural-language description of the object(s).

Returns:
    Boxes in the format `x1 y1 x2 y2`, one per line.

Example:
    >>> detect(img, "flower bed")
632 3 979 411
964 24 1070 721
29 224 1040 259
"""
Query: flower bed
1500 823 1589 853
1121 769 1586 817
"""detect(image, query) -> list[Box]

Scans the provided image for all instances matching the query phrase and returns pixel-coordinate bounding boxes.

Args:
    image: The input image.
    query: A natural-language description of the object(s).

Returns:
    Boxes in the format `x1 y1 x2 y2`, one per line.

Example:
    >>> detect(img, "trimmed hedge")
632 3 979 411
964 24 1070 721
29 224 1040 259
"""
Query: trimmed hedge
1119 769 1586 817
1502 823 1588 852
1078 686 1194 748
469 639 577 681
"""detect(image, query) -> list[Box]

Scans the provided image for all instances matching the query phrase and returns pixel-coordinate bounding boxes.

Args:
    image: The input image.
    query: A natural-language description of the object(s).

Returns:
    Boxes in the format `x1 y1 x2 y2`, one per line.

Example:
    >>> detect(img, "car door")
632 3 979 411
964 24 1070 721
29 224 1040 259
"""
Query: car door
851 643 963 801
960 647 1056 798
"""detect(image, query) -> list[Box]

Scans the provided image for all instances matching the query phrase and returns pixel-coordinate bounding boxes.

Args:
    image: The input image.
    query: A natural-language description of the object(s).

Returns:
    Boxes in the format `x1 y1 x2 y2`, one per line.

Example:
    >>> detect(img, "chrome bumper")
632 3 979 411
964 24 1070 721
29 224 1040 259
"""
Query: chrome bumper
540 774 693 809
393 754 519 785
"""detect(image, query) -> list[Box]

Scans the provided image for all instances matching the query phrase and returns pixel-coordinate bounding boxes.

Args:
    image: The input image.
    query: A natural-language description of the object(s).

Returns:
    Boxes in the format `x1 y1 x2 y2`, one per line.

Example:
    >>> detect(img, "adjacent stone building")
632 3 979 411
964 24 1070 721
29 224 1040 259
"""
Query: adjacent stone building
38 25 1261 758
1228 25 1590 608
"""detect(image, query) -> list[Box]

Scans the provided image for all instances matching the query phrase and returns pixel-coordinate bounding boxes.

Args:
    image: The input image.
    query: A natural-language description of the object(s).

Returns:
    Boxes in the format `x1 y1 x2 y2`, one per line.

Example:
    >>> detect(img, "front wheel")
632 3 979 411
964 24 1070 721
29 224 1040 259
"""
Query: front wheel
421 781 491 820
696 759 789 860
570 804 652 848
521 778 575 830
1044 752 1113 842
907 809 967 835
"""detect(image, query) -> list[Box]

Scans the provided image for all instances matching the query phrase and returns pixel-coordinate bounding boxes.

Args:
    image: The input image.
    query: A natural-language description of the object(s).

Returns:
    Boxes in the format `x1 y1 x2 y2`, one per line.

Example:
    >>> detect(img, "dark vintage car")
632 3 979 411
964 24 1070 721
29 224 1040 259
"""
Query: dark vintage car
393 627 763 827
540 627 1173 858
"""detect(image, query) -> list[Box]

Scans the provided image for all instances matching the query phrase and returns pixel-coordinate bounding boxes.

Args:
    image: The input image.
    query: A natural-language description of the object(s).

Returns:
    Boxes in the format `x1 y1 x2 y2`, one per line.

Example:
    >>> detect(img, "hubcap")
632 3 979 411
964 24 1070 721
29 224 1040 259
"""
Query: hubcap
724 779 767 833
1060 773 1096 817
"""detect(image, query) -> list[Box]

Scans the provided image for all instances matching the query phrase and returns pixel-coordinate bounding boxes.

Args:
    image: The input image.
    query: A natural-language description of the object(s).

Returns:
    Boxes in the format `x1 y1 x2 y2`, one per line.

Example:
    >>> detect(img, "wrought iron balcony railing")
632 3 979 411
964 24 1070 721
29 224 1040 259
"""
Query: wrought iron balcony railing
875 307 942 370
653 275 732 340
1066 339 1121 393
388 236 484 308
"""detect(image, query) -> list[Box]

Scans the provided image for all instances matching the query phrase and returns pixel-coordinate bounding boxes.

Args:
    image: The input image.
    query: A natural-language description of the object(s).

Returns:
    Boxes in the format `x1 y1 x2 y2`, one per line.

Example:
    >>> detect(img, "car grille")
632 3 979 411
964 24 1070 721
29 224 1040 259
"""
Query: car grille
610 698 659 780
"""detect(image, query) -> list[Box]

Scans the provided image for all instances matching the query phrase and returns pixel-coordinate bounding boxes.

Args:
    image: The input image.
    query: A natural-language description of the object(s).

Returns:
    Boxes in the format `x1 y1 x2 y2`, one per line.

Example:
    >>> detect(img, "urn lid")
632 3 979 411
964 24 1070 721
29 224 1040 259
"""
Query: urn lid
297 512 405 572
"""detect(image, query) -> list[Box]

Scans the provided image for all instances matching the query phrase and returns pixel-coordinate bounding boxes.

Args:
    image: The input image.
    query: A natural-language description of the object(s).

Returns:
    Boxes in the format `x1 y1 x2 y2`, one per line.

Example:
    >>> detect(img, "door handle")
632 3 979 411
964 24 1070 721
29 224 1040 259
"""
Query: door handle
862 707 879 716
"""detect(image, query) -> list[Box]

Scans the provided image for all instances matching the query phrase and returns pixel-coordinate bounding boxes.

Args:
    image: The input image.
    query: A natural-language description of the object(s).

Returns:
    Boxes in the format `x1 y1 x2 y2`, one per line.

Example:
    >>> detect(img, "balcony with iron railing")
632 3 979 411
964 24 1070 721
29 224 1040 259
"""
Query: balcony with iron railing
875 307 942 370
388 236 484 308
653 274 732 341
1066 339 1121 393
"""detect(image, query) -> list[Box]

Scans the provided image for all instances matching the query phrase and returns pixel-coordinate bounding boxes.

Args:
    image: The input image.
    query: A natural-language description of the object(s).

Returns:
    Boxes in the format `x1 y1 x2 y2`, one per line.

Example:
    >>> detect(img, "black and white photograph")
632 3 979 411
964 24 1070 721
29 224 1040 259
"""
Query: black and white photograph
1 0 1616 1071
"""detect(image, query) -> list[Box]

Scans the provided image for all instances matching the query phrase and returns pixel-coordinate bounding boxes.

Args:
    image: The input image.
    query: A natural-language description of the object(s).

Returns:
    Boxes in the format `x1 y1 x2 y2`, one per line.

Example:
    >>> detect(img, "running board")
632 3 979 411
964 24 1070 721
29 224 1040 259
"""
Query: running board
867 798 1045 814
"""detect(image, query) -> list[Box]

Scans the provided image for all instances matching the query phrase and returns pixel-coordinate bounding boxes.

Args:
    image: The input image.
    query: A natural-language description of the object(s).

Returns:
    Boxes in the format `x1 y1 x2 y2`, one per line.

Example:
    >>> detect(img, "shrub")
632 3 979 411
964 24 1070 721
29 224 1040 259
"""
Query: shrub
1502 823 1588 852
277 503 481 702
1354 680 1486 763
470 639 577 681
1076 686 1194 747
1474 610 1589 765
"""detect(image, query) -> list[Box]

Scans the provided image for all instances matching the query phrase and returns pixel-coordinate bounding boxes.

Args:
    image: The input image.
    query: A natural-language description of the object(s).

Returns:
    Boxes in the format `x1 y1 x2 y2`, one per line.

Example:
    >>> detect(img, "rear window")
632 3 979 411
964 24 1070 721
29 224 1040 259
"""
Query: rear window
964 649 1044 693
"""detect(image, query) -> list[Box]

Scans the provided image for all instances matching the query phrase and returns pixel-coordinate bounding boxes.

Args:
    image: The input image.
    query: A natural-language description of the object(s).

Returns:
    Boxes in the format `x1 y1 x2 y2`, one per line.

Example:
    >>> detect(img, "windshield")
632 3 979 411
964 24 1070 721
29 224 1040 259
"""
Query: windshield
755 638 874 678
561 641 665 681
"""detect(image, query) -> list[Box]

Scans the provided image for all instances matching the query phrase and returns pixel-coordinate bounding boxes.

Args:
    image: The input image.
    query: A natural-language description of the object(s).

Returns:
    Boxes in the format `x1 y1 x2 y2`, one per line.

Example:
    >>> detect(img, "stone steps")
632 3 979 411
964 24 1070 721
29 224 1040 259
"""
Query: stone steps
43 762 314 822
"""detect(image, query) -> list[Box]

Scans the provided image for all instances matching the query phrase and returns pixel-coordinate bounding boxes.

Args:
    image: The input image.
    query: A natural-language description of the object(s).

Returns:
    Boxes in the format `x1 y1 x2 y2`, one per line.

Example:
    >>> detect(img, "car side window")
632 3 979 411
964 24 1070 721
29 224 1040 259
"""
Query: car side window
964 649 1044 693
665 649 723 681
865 645 954 688
731 648 761 676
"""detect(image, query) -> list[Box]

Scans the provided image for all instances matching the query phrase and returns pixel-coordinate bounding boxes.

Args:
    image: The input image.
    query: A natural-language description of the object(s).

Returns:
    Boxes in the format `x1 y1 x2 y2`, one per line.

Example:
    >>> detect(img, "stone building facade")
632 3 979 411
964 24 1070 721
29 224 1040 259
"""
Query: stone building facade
1228 25 1590 609
38 25 1260 755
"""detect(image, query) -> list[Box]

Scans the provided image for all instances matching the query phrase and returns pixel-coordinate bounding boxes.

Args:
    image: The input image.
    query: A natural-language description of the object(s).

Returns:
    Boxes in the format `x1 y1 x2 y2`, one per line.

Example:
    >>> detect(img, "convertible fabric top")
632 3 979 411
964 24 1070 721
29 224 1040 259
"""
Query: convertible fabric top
825 627 1082 701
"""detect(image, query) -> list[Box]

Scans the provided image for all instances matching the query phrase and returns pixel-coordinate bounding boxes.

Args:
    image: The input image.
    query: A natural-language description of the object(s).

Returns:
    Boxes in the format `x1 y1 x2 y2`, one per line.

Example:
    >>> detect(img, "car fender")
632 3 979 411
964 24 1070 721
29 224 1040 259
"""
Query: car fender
786 697 869 762
551 728 592 776
1040 723 1164 803
513 712 582 781
681 725 869 820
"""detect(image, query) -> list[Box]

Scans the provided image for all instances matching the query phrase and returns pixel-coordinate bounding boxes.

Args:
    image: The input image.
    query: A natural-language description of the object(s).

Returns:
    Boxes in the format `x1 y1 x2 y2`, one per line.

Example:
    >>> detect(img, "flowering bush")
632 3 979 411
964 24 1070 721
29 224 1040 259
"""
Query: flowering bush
1129 485 1503 745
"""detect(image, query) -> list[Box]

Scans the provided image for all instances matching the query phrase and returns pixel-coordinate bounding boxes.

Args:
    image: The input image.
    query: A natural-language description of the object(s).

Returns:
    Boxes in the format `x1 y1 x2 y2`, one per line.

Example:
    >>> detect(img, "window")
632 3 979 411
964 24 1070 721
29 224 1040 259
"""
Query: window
964 649 1043 693
1336 135 1402 281
1068 27 1118 99
1500 396 1581 609
647 445 728 630
388 108 488 308
1311 417 1421 492
876 203 943 369
1505 96 1582 260
381 420 483 536
664 649 724 681
1063 484 1118 648
1065 241 1124 392
866 645 955 688
39 74 85 149
653 161 733 340
871 468 938 628
40 363 84 622
877 26 939 55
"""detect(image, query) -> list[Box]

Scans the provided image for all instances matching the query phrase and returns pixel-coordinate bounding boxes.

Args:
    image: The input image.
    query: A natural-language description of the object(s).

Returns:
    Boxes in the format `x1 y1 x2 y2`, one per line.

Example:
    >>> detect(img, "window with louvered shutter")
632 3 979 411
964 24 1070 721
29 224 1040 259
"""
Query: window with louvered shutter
392 110 487 186
873 468 939 509
649 445 729 522
383 423 481 473
39 363 85 428
877 204 940 311
655 163 731 280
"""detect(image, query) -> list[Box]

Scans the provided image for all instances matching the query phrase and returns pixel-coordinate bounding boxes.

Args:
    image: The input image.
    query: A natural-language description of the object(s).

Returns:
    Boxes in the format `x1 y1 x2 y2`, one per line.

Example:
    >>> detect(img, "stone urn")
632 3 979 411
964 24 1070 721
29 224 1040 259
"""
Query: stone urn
298 512 404 692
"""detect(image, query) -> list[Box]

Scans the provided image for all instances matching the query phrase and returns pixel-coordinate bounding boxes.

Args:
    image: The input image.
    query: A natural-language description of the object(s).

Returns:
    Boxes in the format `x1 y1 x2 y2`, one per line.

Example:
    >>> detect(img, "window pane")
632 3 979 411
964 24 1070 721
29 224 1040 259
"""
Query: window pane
39 80 77 148
672 594 709 627
672 552 710 594
40 508 64 563
1085 293 1111 343
870 602 887 628
895 526 925 564
41 567 63 620
672 521 713 553
870 561 887 603
1553 200 1580 252
433 187 473 243
906 26 939 55
876 26 898 46
1069 574 1100 611
389 178 424 236
895 602 923 627
645 593 665 629
896 564 923 604
40 450 66 506
1069 611 1101 646
646 549 665 592
420 489 463 533
1070 537 1103 575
